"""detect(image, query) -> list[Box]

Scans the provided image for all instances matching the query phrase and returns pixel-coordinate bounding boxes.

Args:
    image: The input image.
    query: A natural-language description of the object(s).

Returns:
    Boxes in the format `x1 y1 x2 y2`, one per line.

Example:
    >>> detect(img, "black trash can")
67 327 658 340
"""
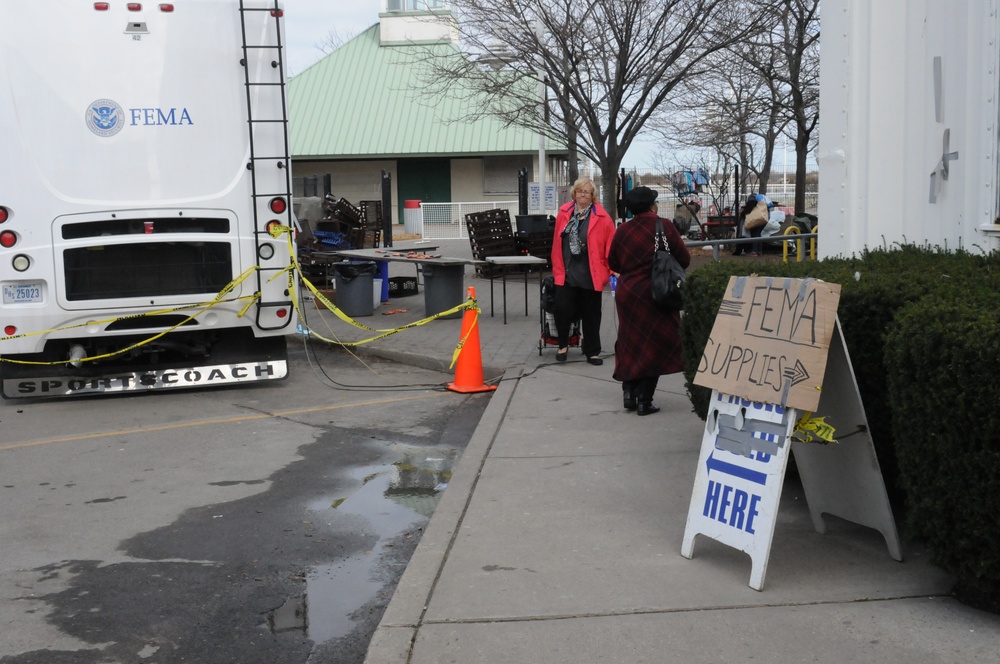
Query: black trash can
423 263 465 319
332 261 377 317
515 214 550 235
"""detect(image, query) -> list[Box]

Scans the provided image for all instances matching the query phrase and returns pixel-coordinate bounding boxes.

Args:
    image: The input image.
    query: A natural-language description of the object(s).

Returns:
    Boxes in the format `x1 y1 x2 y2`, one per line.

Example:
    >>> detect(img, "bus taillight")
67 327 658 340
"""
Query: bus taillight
0 207 8 223
265 220 283 237
127 3 142 10
94 2 110 10
4 326 15 337
160 4 174 11
269 197 287 214
0 231 16 248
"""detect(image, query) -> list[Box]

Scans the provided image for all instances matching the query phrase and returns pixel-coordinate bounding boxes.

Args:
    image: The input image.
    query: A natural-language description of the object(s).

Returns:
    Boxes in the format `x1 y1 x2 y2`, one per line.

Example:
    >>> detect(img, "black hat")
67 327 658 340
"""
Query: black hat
624 186 658 214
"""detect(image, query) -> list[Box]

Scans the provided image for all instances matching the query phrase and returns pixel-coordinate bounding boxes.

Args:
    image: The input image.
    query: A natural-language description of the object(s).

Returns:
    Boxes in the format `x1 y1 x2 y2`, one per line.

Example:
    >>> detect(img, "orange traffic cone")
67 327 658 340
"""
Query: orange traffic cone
447 287 497 394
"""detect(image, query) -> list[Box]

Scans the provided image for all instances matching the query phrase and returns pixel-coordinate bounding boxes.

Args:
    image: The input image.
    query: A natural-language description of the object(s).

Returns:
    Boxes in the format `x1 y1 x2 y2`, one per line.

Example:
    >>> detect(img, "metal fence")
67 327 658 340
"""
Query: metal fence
687 231 820 262
645 190 818 217
623 168 818 215
417 201 520 240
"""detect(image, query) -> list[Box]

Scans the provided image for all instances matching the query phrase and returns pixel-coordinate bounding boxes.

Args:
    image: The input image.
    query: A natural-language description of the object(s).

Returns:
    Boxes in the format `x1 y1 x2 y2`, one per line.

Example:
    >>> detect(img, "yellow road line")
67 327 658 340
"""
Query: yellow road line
0 392 442 452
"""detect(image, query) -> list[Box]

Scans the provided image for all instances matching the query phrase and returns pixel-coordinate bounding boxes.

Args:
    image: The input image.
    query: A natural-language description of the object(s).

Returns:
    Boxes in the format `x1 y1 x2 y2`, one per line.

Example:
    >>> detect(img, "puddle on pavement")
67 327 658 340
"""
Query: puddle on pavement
269 446 459 643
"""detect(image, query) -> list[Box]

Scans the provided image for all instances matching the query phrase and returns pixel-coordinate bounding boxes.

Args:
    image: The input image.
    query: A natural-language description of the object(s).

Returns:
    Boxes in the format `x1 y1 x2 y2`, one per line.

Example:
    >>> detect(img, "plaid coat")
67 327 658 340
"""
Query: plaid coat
607 212 691 382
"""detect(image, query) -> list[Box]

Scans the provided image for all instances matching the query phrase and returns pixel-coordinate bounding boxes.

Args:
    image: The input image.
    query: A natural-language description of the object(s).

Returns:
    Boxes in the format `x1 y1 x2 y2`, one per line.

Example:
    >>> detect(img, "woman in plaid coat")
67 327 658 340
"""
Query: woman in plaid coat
608 186 691 415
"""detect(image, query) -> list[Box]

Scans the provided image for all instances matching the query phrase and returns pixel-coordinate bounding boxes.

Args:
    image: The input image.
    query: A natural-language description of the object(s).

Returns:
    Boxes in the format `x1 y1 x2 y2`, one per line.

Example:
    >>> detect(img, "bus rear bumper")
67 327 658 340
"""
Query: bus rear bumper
1 334 288 399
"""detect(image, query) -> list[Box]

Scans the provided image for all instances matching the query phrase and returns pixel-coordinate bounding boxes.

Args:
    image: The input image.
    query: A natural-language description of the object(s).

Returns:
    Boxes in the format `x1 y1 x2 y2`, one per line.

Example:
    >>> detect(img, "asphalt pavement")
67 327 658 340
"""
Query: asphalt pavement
302 238 1000 663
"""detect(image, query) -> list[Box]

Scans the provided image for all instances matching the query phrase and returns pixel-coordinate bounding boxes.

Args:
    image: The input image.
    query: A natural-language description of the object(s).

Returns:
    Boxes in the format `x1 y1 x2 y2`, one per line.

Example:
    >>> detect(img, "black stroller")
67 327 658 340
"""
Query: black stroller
538 275 581 355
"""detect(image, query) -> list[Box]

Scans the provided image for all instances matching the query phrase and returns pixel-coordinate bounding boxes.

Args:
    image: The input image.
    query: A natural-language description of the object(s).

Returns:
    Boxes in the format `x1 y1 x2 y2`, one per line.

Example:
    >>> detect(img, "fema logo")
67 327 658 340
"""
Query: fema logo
86 99 125 137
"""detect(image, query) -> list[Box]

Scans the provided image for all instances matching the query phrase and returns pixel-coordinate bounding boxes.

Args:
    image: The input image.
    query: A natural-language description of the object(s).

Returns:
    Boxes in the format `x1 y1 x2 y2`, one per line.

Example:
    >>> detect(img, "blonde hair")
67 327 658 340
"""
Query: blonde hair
570 177 596 199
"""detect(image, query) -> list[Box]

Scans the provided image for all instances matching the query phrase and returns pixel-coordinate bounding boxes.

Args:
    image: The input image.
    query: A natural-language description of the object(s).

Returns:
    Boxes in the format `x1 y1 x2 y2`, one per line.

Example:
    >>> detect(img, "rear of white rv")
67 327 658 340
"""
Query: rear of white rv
0 1 294 397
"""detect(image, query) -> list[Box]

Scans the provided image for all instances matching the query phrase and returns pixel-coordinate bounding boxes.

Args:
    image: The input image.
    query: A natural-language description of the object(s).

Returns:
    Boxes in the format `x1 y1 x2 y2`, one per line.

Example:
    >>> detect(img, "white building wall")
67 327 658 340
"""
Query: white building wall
379 9 458 45
818 0 1000 258
449 159 485 202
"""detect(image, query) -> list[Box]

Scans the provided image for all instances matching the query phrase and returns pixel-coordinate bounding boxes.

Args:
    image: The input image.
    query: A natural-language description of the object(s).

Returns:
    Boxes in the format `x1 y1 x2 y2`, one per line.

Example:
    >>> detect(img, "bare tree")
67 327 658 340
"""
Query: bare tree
651 0 818 214
317 27 358 56
417 0 765 215
653 47 780 198
774 0 820 216
737 39 793 198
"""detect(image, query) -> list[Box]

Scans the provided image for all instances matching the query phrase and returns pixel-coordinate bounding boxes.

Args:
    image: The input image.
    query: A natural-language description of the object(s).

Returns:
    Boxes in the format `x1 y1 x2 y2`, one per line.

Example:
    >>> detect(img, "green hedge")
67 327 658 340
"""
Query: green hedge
679 247 1000 612
885 286 1000 612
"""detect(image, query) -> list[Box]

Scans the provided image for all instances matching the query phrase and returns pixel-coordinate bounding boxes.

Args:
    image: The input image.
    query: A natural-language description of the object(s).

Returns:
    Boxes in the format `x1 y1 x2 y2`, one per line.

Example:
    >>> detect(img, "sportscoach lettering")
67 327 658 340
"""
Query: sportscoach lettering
15 363 283 395
129 107 193 126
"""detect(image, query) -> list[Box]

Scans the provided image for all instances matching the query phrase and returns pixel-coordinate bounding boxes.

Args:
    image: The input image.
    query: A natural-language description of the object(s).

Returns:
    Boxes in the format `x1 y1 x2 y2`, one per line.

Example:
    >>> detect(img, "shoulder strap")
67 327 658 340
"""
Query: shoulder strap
654 218 668 251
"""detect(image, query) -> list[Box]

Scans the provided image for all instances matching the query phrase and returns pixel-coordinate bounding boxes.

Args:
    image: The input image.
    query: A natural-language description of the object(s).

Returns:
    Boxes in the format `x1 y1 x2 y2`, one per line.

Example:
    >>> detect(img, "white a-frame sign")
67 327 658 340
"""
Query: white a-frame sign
680 276 901 590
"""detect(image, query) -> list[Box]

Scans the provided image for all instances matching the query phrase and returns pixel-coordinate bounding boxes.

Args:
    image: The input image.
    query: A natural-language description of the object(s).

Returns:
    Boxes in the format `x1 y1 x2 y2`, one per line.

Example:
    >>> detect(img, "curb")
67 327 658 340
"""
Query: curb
363 366 523 663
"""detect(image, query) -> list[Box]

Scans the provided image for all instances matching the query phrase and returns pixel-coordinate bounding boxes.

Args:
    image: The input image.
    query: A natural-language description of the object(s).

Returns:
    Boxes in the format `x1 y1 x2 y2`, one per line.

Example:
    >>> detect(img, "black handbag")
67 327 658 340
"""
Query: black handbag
651 218 685 310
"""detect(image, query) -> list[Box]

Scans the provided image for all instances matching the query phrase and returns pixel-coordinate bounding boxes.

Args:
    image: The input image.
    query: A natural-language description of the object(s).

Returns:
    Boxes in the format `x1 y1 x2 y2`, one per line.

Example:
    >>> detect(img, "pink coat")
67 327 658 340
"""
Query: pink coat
550 201 616 291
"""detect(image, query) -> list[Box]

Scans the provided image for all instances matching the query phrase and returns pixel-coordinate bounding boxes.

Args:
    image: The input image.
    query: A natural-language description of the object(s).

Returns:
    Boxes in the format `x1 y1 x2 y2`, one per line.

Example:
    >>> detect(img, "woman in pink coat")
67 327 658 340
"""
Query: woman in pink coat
550 177 616 364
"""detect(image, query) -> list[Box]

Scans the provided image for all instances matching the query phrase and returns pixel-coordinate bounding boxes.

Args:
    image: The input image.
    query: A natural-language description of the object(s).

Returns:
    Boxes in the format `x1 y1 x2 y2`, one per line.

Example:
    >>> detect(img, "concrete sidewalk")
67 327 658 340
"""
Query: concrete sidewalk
297 239 1000 662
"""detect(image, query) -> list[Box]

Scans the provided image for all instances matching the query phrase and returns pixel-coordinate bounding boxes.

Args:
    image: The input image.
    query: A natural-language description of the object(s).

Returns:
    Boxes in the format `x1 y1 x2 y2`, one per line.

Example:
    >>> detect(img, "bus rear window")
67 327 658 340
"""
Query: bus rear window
64 242 232 301
62 217 230 239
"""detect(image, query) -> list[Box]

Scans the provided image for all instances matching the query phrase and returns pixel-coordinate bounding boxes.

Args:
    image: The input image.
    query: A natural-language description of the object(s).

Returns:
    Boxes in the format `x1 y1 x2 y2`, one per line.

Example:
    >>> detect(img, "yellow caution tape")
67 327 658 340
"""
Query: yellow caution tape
449 305 480 370
0 267 262 365
1 224 476 368
793 411 838 444
297 271 470 334
302 300 471 349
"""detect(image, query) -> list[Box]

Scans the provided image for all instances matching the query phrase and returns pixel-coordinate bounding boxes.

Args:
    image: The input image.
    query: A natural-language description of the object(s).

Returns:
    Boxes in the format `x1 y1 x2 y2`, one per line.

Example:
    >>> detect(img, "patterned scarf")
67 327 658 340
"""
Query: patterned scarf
567 205 590 255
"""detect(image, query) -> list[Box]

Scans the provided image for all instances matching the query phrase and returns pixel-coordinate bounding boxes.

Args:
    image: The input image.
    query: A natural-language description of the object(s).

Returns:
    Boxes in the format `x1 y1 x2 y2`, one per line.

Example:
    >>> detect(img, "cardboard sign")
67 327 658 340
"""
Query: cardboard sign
693 276 841 412
681 322 902 590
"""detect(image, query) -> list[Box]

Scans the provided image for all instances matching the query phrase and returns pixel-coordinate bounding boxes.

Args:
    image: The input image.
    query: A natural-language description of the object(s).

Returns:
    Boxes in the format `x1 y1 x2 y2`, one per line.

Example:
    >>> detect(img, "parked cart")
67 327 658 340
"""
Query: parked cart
538 275 580 355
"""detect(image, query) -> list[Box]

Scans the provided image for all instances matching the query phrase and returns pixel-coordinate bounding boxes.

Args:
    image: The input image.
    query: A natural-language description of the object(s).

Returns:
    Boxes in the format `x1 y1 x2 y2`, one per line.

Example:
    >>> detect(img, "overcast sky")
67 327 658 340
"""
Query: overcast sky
283 0 382 76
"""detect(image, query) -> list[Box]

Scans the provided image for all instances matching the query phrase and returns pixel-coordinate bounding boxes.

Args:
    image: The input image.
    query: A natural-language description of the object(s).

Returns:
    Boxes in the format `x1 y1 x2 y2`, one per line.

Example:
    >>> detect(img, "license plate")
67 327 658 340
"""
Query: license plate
2 283 44 304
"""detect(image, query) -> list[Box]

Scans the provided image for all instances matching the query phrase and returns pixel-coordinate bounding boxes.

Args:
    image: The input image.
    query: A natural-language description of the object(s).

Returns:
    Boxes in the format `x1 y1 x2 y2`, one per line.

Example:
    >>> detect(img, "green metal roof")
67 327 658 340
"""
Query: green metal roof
288 24 551 159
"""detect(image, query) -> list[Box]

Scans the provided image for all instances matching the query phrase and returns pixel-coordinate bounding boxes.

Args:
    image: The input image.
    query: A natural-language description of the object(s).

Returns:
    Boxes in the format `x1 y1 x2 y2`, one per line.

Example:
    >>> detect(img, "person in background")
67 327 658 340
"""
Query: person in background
671 199 700 237
736 194 766 256
551 177 616 365
762 202 793 254
607 186 691 415
762 201 785 235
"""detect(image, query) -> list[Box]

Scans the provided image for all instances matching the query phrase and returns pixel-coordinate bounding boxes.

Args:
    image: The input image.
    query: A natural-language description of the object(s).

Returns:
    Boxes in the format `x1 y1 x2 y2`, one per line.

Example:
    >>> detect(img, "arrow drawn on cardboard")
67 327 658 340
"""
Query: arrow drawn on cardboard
784 359 810 387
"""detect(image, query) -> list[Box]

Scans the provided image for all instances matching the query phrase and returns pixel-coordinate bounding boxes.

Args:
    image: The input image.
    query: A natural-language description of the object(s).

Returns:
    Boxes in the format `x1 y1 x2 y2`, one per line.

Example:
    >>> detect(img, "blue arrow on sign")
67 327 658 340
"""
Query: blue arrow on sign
706 451 767 486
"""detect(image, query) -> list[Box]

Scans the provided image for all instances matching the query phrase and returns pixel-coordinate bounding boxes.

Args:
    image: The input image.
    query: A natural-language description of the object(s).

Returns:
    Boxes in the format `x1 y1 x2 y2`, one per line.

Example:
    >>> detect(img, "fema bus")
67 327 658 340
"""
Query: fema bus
0 0 296 398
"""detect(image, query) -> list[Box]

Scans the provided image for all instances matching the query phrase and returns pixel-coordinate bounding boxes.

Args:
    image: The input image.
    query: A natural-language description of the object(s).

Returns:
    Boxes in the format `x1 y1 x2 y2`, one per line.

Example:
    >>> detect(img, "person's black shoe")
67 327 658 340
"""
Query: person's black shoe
587 356 603 366
623 384 636 411
556 348 568 362
636 403 660 416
